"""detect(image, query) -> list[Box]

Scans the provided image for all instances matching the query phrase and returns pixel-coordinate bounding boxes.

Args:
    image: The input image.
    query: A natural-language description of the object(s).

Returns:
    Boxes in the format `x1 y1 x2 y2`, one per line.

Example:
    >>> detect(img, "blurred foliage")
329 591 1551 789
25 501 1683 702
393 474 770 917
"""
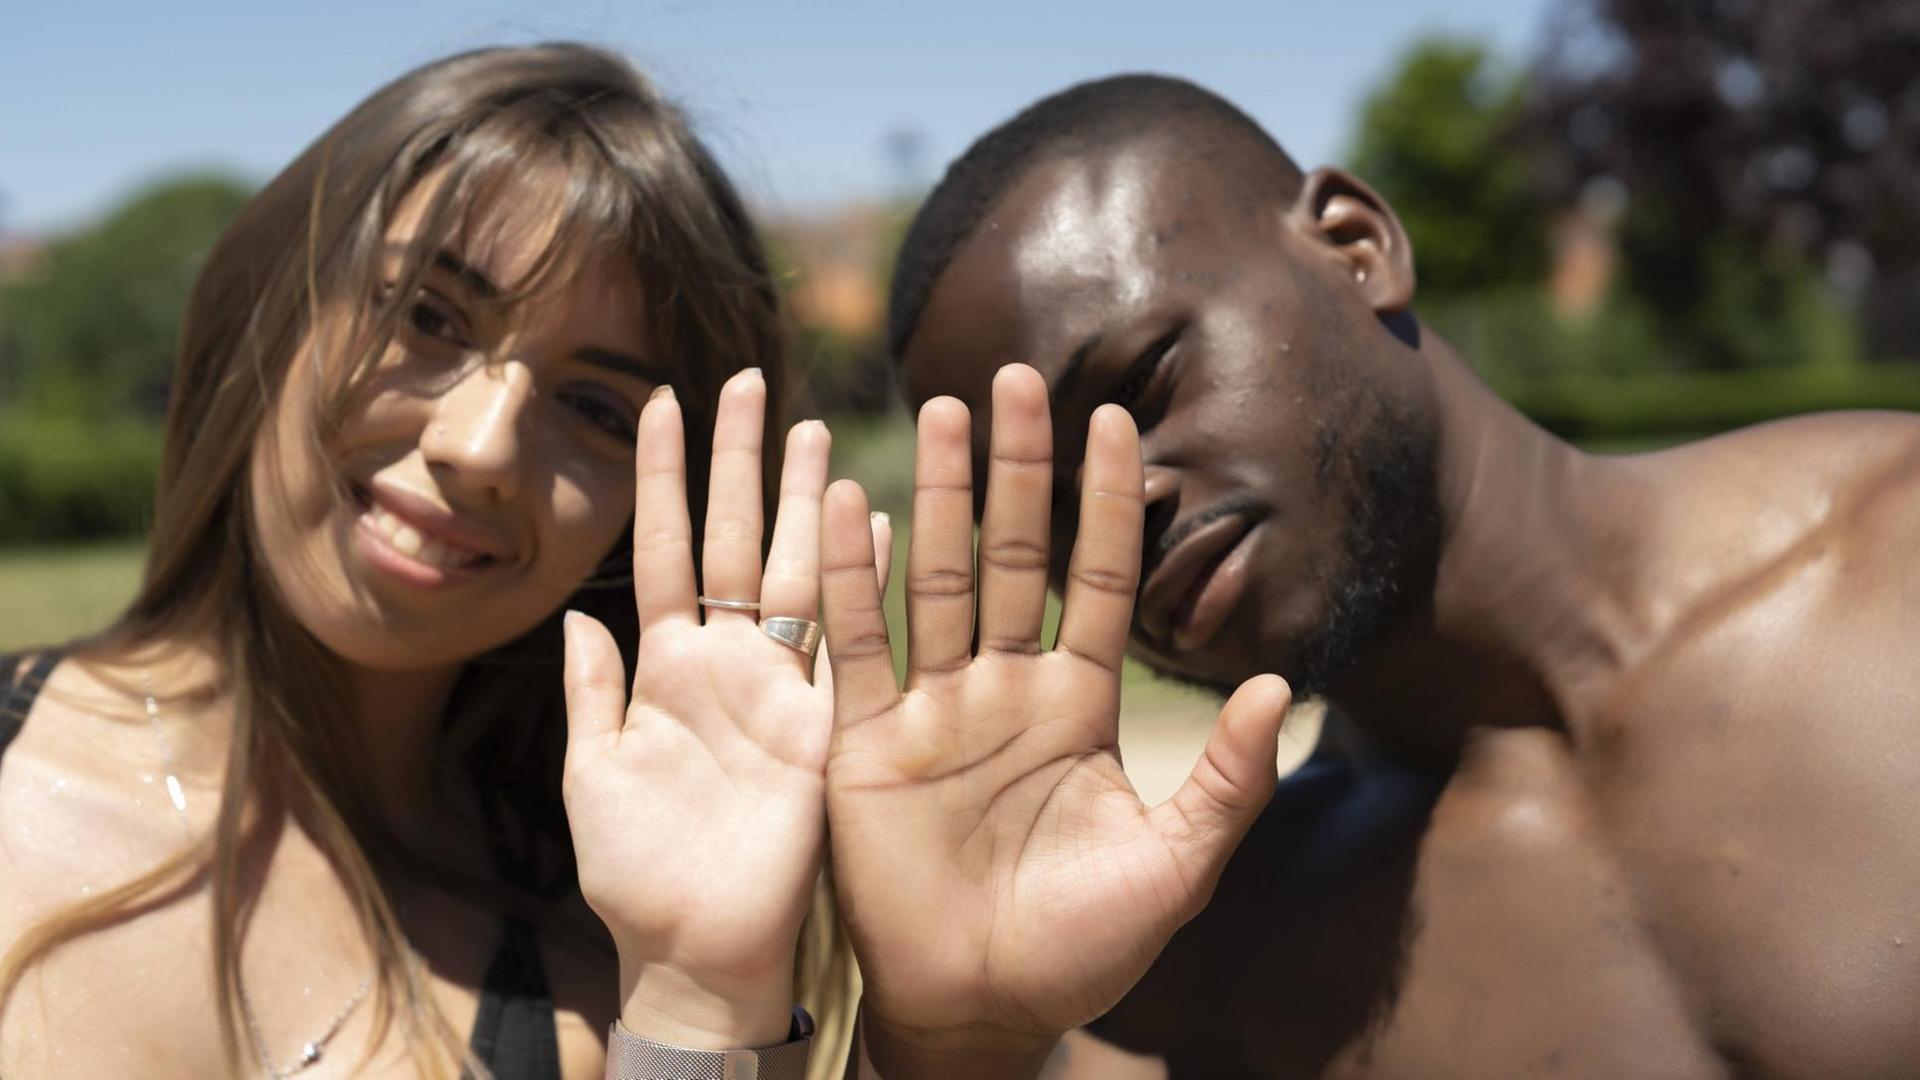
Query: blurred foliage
1349 39 1548 299
0 173 247 547
767 200 915 417
0 173 253 418
1520 0 1920 361
0 411 163 543
1350 25 1904 410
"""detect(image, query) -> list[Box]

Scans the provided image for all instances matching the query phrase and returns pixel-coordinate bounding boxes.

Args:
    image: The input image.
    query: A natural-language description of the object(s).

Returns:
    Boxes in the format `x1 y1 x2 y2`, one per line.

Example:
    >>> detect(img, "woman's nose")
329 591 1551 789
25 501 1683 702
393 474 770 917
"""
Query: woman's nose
420 359 535 503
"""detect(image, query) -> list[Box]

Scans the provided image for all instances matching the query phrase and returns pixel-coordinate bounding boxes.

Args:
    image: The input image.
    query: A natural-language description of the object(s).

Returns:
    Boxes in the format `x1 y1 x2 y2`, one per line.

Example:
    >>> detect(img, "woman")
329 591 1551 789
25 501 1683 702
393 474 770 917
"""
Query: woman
0 43 878 1078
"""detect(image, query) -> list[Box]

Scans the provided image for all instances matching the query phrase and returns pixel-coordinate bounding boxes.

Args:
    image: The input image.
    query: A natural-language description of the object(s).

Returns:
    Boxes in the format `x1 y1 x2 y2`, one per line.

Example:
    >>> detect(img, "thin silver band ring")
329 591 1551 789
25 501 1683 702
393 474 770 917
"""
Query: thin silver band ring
698 596 762 612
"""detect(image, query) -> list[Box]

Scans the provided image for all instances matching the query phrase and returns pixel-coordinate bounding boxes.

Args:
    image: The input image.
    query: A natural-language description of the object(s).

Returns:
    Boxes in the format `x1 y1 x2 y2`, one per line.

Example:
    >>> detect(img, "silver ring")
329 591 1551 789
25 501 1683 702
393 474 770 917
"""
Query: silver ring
760 616 822 661
698 595 761 612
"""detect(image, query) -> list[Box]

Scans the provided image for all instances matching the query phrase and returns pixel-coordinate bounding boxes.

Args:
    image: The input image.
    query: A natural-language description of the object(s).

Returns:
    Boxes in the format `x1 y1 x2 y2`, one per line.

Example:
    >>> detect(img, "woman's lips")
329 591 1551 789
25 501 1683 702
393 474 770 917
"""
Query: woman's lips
349 484 503 590
1138 512 1261 651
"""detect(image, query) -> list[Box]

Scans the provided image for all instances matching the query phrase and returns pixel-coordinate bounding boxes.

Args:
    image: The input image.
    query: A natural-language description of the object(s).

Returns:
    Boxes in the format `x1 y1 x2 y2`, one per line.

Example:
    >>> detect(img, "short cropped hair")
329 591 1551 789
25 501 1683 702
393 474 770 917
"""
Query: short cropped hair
887 73 1303 362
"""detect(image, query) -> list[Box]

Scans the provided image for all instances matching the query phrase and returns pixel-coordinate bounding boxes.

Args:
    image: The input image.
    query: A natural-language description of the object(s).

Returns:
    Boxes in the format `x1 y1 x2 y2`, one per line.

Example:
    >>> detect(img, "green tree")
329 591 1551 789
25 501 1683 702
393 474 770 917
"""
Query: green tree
0 173 252 419
1347 38 1547 300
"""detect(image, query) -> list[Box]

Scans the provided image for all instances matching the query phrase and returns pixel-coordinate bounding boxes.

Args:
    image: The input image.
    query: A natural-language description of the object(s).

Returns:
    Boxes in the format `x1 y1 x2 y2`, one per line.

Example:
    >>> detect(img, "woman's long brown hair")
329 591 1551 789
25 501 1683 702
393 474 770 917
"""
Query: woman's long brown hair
0 43 857 1078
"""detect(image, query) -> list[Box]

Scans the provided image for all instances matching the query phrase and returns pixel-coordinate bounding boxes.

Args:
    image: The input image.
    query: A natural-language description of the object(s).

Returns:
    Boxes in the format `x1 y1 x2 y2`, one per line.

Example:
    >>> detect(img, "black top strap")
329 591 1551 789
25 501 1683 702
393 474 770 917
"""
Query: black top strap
466 916 562 1080
0 650 63 761
468 769 565 1077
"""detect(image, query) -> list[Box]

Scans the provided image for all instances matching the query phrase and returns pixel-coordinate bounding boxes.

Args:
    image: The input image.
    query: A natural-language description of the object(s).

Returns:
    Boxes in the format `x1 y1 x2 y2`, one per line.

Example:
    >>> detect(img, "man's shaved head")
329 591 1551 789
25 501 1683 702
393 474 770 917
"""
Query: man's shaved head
887 74 1306 364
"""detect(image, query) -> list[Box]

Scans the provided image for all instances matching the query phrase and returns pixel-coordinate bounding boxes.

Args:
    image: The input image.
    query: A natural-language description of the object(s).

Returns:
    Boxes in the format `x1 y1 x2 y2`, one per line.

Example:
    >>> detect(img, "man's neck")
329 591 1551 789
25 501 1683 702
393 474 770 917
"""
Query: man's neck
1329 345 1651 767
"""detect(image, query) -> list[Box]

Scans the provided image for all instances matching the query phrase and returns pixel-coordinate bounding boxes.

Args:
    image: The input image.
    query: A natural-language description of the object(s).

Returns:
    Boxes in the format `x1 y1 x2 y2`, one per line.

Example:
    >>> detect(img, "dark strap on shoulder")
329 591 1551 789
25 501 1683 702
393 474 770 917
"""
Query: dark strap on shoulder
467 916 561 1079
469 782 562 1077
0 650 62 761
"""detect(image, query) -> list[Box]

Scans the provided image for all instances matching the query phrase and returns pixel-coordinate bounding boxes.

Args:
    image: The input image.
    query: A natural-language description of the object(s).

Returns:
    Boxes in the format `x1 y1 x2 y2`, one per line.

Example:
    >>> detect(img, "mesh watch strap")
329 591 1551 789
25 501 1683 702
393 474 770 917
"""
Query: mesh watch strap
606 1006 814 1080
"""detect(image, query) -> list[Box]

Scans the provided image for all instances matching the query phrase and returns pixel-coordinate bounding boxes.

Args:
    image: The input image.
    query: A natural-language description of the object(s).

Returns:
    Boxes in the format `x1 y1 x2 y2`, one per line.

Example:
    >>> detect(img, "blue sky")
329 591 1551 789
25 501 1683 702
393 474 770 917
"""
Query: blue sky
0 0 1554 236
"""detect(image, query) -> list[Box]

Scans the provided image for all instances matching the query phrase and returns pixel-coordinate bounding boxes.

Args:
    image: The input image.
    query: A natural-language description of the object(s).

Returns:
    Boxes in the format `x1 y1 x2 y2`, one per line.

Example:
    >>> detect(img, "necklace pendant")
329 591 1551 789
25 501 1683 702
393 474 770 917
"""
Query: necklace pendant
165 773 188 813
297 1041 322 1067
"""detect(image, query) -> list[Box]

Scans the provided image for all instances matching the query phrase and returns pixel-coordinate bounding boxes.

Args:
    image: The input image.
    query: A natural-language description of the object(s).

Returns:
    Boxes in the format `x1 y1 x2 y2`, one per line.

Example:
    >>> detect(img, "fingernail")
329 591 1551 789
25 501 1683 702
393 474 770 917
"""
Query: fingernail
740 366 763 381
870 511 890 527
651 384 675 401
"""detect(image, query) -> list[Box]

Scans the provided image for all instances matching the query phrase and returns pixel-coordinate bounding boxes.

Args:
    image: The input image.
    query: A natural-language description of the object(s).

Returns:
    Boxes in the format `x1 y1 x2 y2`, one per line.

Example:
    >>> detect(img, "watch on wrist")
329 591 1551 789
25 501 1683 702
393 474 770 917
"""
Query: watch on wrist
606 1005 815 1080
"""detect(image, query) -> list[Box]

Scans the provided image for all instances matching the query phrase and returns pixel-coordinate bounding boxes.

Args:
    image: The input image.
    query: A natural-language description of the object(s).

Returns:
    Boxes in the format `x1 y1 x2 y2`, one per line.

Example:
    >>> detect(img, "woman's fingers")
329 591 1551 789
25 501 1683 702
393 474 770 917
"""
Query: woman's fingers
872 509 895 595
632 386 697 630
562 610 629 749
1054 404 1145 676
1149 674 1292 907
820 479 902 728
699 369 768 622
761 419 830 628
976 365 1053 656
905 398 976 684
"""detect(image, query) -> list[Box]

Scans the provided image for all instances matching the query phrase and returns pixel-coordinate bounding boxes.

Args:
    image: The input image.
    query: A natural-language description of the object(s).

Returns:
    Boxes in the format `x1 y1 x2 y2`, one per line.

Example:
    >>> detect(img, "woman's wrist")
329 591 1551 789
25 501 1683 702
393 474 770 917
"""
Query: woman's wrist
617 953 797 1050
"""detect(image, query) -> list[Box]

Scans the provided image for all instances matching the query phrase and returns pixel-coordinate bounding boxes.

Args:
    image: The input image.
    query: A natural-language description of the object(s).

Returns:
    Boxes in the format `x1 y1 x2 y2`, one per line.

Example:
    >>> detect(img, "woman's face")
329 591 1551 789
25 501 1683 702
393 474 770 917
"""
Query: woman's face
250 173 658 672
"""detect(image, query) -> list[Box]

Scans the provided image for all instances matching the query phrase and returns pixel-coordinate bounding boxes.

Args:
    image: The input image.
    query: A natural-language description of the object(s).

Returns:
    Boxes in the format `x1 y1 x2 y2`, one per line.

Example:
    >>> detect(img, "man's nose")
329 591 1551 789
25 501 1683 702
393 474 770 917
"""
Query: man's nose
421 359 535 503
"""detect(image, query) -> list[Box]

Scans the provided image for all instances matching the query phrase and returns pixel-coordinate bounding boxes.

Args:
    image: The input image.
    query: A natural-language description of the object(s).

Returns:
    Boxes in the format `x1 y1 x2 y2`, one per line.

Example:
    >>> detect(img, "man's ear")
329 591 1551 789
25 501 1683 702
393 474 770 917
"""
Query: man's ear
1287 167 1415 313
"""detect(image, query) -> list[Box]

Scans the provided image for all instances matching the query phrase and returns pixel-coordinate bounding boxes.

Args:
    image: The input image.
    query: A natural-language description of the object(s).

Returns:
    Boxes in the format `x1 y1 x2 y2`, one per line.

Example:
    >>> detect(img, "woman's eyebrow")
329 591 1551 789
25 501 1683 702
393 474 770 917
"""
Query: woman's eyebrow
431 249 501 300
573 346 665 387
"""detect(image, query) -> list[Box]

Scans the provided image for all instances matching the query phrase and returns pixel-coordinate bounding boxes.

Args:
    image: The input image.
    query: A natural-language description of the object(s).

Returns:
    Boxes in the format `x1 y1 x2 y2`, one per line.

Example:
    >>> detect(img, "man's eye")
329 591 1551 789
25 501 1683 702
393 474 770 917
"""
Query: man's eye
1111 326 1184 410
559 388 639 443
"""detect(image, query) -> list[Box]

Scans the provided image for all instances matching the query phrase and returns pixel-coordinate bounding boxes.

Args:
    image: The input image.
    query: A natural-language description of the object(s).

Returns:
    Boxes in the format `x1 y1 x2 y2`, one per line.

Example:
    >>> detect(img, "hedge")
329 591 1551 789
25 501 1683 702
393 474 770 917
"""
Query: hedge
0 413 162 544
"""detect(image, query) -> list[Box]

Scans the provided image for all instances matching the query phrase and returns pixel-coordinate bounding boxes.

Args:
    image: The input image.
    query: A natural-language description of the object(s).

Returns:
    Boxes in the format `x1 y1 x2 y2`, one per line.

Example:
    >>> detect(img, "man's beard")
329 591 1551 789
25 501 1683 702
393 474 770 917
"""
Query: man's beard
1133 385 1439 704
1290 386 1439 698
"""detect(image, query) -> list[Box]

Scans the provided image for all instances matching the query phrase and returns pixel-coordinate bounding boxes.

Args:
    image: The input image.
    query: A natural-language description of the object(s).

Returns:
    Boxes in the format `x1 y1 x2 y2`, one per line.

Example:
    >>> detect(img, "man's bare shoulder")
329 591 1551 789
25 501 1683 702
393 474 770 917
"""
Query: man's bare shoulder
1605 410 1920 592
1631 409 1920 505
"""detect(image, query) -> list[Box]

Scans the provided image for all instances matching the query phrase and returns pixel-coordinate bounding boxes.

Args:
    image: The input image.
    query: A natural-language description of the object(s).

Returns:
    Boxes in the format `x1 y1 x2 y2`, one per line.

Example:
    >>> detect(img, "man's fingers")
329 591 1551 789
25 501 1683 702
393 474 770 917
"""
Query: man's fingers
976 365 1053 655
817 509 893 686
631 387 698 630
821 479 902 727
1055 404 1144 675
1149 674 1292 904
562 610 629 748
905 398 976 684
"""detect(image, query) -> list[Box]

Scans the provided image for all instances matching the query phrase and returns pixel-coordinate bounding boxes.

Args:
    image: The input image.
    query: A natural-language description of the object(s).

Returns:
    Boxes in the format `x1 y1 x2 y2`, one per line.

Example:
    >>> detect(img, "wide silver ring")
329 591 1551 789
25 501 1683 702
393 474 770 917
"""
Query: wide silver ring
760 616 822 661
698 595 761 612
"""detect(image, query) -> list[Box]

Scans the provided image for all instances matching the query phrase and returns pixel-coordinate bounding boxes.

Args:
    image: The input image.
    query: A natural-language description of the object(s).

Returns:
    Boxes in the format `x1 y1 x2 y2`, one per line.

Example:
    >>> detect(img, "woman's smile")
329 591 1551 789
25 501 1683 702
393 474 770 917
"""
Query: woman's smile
349 479 509 591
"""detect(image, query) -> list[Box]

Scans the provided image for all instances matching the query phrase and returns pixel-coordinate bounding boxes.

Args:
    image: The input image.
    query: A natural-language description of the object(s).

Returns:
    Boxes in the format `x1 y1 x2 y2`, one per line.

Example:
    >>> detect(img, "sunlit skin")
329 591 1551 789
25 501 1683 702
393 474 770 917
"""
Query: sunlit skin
896 131 1920 1076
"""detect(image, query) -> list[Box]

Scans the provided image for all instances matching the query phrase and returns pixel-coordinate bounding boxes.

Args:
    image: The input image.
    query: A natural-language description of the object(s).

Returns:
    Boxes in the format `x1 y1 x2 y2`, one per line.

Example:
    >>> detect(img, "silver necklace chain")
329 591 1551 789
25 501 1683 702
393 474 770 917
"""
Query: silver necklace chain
141 669 376 1079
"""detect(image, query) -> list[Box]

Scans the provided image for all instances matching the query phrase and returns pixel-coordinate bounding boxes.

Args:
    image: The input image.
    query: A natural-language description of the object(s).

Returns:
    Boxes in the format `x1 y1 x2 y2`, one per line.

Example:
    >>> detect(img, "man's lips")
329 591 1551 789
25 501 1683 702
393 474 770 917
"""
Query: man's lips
1138 511 1260 647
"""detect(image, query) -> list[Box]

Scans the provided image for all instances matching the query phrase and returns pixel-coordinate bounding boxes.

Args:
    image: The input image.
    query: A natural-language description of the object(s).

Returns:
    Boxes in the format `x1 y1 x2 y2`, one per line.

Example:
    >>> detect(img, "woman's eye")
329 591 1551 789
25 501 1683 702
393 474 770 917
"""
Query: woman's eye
406 294 471 348
559 389 639 443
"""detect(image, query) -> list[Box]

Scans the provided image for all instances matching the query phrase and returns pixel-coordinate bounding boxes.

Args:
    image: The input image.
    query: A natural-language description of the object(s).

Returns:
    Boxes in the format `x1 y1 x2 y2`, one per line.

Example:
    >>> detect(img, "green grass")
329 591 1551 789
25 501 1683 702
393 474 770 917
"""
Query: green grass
0 540 146 651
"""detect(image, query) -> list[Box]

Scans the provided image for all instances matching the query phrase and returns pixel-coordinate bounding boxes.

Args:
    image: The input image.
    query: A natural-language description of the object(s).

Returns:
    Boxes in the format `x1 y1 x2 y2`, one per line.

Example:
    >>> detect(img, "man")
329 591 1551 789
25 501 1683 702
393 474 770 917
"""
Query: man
883 74 1920 1076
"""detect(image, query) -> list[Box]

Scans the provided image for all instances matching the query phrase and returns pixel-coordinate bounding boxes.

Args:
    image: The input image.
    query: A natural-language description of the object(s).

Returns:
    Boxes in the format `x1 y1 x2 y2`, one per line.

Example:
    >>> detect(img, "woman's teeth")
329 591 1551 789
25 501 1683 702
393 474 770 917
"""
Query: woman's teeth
367 505 475 571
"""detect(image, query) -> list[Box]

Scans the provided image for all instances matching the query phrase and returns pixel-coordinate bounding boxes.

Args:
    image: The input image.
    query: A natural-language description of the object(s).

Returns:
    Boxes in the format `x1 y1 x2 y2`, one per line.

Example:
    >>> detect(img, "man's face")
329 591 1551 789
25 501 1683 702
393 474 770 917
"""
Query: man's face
902 140 1437 696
